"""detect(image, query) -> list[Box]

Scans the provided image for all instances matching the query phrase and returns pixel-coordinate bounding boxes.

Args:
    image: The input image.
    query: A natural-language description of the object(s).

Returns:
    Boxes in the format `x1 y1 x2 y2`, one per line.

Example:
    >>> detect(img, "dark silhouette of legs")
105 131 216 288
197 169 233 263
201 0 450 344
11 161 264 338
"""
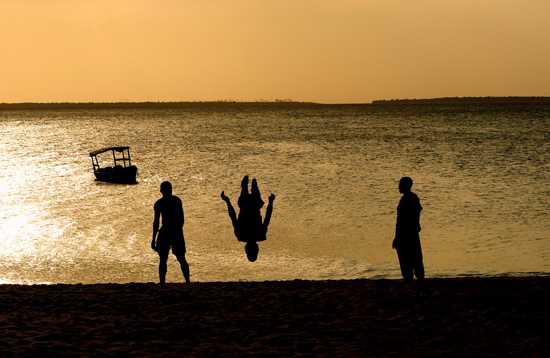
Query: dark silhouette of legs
238 175 249 209
251 178 264 209
234 176 265 236
176 254 191 283
158 254 190 285
156 231 189 285
396 248 414 282
396 239 424 281
412 244 425 280
159 253 169 286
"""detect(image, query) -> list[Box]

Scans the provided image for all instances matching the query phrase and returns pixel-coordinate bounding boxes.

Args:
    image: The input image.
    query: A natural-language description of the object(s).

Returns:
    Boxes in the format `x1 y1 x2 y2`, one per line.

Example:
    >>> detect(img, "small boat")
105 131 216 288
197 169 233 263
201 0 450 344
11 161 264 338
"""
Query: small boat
90 146 138 184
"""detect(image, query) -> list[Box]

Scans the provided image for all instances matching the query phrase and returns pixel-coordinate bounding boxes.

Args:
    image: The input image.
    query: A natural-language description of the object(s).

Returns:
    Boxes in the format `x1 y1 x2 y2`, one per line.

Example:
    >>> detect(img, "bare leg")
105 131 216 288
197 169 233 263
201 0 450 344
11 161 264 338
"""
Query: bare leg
238 175 249 208
177 255 191 283
251 178 264 209
159 254 168 286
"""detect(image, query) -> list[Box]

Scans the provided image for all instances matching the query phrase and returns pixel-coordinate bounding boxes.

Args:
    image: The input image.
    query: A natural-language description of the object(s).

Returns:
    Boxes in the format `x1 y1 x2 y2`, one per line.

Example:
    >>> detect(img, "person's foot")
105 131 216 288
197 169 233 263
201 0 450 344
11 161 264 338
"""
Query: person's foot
269 193 276 203
220 191 229 202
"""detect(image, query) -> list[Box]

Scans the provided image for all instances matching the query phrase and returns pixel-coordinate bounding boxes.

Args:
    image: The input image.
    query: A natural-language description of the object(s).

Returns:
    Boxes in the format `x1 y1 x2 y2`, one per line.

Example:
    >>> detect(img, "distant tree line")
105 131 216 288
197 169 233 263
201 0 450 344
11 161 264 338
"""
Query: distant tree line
371 97 550 105
0 101 322 110
1 97 550 110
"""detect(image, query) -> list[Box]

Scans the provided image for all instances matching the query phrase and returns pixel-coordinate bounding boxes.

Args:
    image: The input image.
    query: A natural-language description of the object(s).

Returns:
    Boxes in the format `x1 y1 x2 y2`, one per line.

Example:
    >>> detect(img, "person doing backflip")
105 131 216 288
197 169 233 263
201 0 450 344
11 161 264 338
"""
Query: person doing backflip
221 176 275 262
392 176 425 281
152 181 190 285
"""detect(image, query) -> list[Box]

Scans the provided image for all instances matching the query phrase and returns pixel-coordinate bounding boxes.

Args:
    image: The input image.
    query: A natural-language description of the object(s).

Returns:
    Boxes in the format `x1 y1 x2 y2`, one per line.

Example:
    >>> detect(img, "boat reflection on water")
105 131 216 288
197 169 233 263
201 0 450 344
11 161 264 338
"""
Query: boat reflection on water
90 146 138 184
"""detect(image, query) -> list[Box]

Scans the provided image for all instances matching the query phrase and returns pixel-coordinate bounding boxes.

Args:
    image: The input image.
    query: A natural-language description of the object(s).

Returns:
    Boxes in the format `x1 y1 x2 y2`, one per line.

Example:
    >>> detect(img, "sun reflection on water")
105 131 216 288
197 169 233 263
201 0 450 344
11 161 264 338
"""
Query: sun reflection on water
0 108 548 284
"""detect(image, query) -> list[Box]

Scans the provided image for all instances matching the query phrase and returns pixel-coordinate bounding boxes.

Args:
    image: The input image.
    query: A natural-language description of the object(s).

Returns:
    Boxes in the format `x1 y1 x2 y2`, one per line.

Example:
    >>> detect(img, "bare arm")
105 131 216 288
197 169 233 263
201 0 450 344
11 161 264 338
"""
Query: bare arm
393 202 400 249
179 198 185 229
393 214 399 248
263 194 275 229
221 191 238 230
152 205 160 251
417 199 422 232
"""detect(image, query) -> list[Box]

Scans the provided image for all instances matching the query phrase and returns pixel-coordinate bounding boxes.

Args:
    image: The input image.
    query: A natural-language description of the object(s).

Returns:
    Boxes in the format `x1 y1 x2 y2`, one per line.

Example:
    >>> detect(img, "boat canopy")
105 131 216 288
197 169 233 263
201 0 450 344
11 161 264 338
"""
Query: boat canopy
89 146 130 157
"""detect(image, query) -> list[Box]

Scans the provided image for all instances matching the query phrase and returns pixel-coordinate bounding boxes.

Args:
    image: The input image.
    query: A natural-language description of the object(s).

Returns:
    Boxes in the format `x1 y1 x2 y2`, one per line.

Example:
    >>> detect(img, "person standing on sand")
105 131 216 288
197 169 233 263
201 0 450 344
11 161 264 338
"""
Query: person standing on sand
392 176 424 281
152 181 190 285
220 175 275 262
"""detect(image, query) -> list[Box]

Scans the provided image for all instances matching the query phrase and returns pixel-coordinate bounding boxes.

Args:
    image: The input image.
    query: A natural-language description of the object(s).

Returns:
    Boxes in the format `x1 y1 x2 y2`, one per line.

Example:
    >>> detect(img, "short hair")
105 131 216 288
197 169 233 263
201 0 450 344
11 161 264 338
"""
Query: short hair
399 176 413 189
160 181 172 194
245 242 259 262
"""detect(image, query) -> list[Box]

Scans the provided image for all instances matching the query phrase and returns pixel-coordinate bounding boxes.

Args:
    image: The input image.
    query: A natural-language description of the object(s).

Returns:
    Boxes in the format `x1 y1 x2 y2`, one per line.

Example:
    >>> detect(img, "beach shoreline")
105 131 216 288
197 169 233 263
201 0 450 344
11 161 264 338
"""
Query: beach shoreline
1 277 548 356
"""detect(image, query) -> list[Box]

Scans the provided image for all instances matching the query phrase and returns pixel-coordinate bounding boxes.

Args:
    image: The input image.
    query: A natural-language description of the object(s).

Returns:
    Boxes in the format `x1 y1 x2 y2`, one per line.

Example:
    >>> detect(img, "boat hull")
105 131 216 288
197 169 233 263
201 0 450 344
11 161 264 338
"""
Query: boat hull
94 165 138 184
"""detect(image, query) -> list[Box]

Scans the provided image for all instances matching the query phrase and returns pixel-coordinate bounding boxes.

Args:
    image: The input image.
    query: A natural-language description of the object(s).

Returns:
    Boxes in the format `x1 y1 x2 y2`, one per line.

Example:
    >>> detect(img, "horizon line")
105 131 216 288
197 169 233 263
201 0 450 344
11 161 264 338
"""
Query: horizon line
1 96 550 108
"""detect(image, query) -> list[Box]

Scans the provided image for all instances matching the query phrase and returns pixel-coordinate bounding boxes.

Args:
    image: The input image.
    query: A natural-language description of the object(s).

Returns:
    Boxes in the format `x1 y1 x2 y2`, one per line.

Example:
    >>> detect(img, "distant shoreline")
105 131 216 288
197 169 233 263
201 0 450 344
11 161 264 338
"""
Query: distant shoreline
1 96 550 110
371 96 550 105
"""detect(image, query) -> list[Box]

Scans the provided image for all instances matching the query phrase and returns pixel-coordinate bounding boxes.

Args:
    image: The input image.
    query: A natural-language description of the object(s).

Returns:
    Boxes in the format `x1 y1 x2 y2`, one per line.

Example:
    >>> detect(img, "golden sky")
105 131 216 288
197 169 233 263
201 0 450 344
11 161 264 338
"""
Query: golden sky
1 0 549 103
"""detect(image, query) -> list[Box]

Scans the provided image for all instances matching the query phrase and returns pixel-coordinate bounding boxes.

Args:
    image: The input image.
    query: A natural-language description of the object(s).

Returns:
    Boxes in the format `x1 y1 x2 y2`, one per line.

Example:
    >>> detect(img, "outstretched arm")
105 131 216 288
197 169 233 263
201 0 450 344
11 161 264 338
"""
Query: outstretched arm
221 191 238 231
263 193 275 229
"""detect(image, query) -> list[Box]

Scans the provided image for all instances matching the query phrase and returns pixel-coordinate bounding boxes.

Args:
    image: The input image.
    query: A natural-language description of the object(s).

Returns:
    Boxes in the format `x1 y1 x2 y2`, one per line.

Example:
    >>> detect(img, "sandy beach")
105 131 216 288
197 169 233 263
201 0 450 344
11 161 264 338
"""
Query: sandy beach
0 277 548 356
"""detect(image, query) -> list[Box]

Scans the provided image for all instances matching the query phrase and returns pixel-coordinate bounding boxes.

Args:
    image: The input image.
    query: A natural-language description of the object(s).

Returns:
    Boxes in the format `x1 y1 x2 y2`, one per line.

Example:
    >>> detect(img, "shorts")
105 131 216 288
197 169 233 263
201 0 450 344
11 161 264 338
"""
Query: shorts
156 228 186 258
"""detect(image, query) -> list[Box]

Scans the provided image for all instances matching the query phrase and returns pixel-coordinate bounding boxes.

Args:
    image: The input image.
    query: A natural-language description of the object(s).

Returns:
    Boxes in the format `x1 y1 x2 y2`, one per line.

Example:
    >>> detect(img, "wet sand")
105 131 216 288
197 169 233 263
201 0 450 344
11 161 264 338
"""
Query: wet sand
1 277 548 356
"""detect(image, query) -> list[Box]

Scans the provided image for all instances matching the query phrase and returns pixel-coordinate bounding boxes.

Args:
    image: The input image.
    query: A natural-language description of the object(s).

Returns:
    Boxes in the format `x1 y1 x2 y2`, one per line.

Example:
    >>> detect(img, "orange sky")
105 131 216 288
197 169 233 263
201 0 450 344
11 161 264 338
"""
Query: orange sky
1 0 549 103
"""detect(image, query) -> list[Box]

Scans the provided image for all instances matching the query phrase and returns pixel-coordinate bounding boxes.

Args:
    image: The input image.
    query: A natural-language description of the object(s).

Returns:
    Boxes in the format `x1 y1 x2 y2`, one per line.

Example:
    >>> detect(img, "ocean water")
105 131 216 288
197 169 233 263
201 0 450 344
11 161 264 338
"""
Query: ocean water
0 104 548 284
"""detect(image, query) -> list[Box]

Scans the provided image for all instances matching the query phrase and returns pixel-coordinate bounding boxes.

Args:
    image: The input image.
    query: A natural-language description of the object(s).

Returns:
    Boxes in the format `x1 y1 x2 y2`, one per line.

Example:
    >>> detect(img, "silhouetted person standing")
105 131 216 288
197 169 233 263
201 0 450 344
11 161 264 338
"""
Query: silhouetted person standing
152 181 190 285
221 176 275 262
392 177 424 281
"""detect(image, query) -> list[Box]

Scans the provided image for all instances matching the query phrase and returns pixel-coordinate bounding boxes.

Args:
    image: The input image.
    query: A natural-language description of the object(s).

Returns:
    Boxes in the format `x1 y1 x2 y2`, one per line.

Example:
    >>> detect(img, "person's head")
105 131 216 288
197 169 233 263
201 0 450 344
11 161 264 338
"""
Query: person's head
399 177 413 193
244 242 259 262
160 181 172 197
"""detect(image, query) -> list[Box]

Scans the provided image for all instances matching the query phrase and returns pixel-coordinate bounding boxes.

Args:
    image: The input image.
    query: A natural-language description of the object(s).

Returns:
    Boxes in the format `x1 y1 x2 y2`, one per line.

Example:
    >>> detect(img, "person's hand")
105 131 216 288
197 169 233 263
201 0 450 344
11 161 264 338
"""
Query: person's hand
392 238 397 250
269 193 276 203
151 238 157 252
220 191 229 202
